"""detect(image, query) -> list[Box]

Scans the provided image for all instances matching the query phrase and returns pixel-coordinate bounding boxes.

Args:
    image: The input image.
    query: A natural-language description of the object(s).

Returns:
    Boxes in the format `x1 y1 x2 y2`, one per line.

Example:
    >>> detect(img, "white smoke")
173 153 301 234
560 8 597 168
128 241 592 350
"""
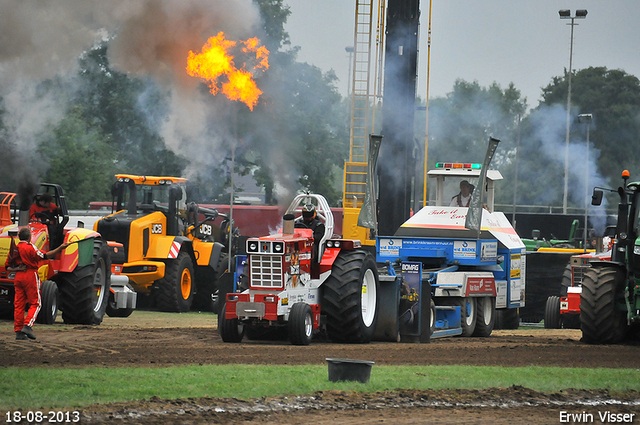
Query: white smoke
0 0 262 188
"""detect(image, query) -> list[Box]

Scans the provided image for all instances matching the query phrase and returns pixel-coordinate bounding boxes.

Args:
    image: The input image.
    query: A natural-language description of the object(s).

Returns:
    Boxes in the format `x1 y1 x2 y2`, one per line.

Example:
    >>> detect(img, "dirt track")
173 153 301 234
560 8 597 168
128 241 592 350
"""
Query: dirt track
1 312 639 424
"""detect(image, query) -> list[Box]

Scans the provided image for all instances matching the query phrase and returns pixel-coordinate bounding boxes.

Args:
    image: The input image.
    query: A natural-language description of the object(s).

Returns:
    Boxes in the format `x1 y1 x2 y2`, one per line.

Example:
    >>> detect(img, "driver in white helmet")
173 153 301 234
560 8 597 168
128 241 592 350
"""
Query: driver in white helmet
295 204 325 262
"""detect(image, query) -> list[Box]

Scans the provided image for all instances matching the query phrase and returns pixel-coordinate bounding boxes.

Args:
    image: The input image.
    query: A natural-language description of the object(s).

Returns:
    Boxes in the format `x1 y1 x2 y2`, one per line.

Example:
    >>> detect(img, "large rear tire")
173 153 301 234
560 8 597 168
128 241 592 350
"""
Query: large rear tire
544 296 561 329
58 239 111 325
473 297 495 337
218 303 244 343
155 252 194 312
36 280 58 324
288 302 313 345
580 266 628 344
321 250 379 343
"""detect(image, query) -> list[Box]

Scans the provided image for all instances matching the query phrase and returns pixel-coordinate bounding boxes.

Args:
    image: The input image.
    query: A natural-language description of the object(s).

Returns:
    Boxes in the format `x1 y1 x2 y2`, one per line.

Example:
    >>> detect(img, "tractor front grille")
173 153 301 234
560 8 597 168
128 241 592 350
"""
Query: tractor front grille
249 255 283 288
572 266 587 286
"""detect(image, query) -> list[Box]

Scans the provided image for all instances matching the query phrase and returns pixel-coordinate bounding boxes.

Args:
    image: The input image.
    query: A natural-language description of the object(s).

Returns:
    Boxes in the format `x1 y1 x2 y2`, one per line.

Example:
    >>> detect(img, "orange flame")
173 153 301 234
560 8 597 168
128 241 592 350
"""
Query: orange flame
186 32 269 110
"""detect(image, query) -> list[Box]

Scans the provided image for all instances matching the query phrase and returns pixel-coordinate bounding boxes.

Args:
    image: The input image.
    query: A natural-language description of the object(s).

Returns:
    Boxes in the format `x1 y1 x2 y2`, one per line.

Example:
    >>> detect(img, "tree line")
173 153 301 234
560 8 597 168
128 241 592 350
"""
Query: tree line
0 0 638 213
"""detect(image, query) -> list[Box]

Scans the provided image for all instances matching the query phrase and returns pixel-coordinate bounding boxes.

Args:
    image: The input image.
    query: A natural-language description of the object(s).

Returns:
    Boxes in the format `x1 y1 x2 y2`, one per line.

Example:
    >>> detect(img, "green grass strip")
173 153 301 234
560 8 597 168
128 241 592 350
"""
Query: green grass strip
1 364 639 410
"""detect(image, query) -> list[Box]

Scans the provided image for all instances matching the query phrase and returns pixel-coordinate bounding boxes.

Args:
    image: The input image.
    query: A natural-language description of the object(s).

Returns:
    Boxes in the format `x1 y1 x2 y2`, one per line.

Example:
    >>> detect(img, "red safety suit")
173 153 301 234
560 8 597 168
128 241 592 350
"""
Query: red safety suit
29 202 58 220
13 241 44 332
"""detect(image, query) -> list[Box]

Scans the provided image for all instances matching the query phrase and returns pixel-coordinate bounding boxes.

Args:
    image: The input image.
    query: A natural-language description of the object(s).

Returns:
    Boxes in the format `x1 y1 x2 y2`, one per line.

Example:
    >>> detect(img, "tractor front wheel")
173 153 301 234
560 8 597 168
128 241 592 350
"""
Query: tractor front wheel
218 303 244 343
155 252 194 312
580 266 628 344
321 250 379 343
36 280 58 324
544 296 561 329
289 303 313 345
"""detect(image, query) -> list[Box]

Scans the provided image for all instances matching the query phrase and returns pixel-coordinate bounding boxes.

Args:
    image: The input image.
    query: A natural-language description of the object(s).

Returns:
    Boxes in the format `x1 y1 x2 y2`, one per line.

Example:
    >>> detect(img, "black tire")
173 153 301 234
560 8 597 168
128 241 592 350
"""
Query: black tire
544 296 561 329
106 292 134 318
495 308 520 330
213 254 234 315
473 297 495 337
218 303 244 342
289 303 313 345
155 251 194 312
321 250 379 343
36 280 58 324
459 298 477 337
580 266 628 344
58 239 111 325
429 299 436 336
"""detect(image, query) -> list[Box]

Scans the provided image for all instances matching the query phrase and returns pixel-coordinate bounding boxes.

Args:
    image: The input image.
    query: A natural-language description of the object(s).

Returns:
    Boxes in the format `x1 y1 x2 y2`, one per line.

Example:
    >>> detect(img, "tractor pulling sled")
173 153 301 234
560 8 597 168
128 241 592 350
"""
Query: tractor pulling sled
0 184 133 325
220 160 525 345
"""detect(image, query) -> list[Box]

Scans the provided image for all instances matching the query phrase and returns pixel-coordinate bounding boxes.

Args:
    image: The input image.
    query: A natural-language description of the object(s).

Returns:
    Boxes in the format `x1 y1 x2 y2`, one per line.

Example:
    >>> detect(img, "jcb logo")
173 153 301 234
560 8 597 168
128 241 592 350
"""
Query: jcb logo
200 224 212 236
152 224 163 234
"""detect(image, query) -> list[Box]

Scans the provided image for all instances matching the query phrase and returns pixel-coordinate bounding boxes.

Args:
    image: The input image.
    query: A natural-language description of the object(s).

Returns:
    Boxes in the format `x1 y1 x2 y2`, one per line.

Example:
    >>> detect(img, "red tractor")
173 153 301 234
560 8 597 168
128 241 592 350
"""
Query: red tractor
0 184 114 325
219 194 379 345
544 234 614 329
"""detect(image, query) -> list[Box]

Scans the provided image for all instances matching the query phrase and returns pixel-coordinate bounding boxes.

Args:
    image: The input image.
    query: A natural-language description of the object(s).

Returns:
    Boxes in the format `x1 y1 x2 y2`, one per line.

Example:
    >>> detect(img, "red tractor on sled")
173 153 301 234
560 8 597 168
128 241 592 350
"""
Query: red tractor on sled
219 194 379 345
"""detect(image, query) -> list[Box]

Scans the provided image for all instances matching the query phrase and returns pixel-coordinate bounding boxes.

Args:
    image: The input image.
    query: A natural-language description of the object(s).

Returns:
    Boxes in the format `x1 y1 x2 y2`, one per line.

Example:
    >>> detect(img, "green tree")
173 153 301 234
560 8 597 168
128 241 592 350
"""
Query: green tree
541 67 640 184
74 42 187 177
38 106 115 209
423 80 527 206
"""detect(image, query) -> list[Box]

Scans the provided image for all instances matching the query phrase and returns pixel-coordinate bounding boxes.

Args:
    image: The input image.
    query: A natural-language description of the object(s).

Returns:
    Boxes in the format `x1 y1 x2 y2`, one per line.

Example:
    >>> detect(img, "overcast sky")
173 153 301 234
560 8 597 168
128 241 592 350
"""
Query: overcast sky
284 0 640 109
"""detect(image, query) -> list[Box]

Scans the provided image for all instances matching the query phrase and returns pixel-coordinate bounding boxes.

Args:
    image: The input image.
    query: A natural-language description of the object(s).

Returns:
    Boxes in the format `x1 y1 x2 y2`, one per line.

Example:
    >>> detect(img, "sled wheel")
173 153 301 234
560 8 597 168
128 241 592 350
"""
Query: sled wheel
495 308 520 330
473 297 495 337
429 299 436 336
105 292 134 318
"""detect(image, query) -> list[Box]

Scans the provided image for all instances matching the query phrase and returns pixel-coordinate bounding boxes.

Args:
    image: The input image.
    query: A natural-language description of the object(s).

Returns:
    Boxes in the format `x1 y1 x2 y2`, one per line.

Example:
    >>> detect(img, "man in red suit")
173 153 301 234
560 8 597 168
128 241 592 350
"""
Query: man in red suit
7 227 69 340
29 193 61 221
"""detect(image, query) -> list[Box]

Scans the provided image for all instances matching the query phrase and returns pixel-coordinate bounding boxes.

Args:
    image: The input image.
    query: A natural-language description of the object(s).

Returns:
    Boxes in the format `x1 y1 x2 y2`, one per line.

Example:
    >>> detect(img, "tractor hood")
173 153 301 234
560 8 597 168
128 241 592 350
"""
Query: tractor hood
395 206 525 250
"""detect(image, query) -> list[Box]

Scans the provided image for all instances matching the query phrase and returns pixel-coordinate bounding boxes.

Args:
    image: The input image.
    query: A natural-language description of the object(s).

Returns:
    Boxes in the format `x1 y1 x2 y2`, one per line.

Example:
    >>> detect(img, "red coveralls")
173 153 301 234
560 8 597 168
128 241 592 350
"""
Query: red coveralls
29 202 58 220
14 241 45 332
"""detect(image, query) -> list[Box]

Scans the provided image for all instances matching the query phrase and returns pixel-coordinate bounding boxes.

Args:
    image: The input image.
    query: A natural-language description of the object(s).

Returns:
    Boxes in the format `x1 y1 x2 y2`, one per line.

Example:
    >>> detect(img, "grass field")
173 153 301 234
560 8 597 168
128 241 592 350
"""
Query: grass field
1 364 639 410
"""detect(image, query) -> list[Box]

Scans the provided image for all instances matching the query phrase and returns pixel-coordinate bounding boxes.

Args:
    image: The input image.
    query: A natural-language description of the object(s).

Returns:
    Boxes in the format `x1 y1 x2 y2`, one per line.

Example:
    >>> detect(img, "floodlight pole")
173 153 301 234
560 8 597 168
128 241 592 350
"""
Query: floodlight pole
578 113 592 252
560 9 587 215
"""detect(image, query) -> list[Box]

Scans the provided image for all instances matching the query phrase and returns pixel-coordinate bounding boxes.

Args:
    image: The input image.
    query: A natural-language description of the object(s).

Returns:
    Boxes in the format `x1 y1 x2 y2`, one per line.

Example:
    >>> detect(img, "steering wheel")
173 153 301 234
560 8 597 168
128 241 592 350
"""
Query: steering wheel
33 211 56 225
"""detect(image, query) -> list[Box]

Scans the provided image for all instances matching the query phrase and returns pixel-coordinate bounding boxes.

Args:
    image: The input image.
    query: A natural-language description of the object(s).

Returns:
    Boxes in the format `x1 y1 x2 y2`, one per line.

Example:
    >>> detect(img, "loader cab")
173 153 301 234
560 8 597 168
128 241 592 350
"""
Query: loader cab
112 175 187 217
427 162 502 211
